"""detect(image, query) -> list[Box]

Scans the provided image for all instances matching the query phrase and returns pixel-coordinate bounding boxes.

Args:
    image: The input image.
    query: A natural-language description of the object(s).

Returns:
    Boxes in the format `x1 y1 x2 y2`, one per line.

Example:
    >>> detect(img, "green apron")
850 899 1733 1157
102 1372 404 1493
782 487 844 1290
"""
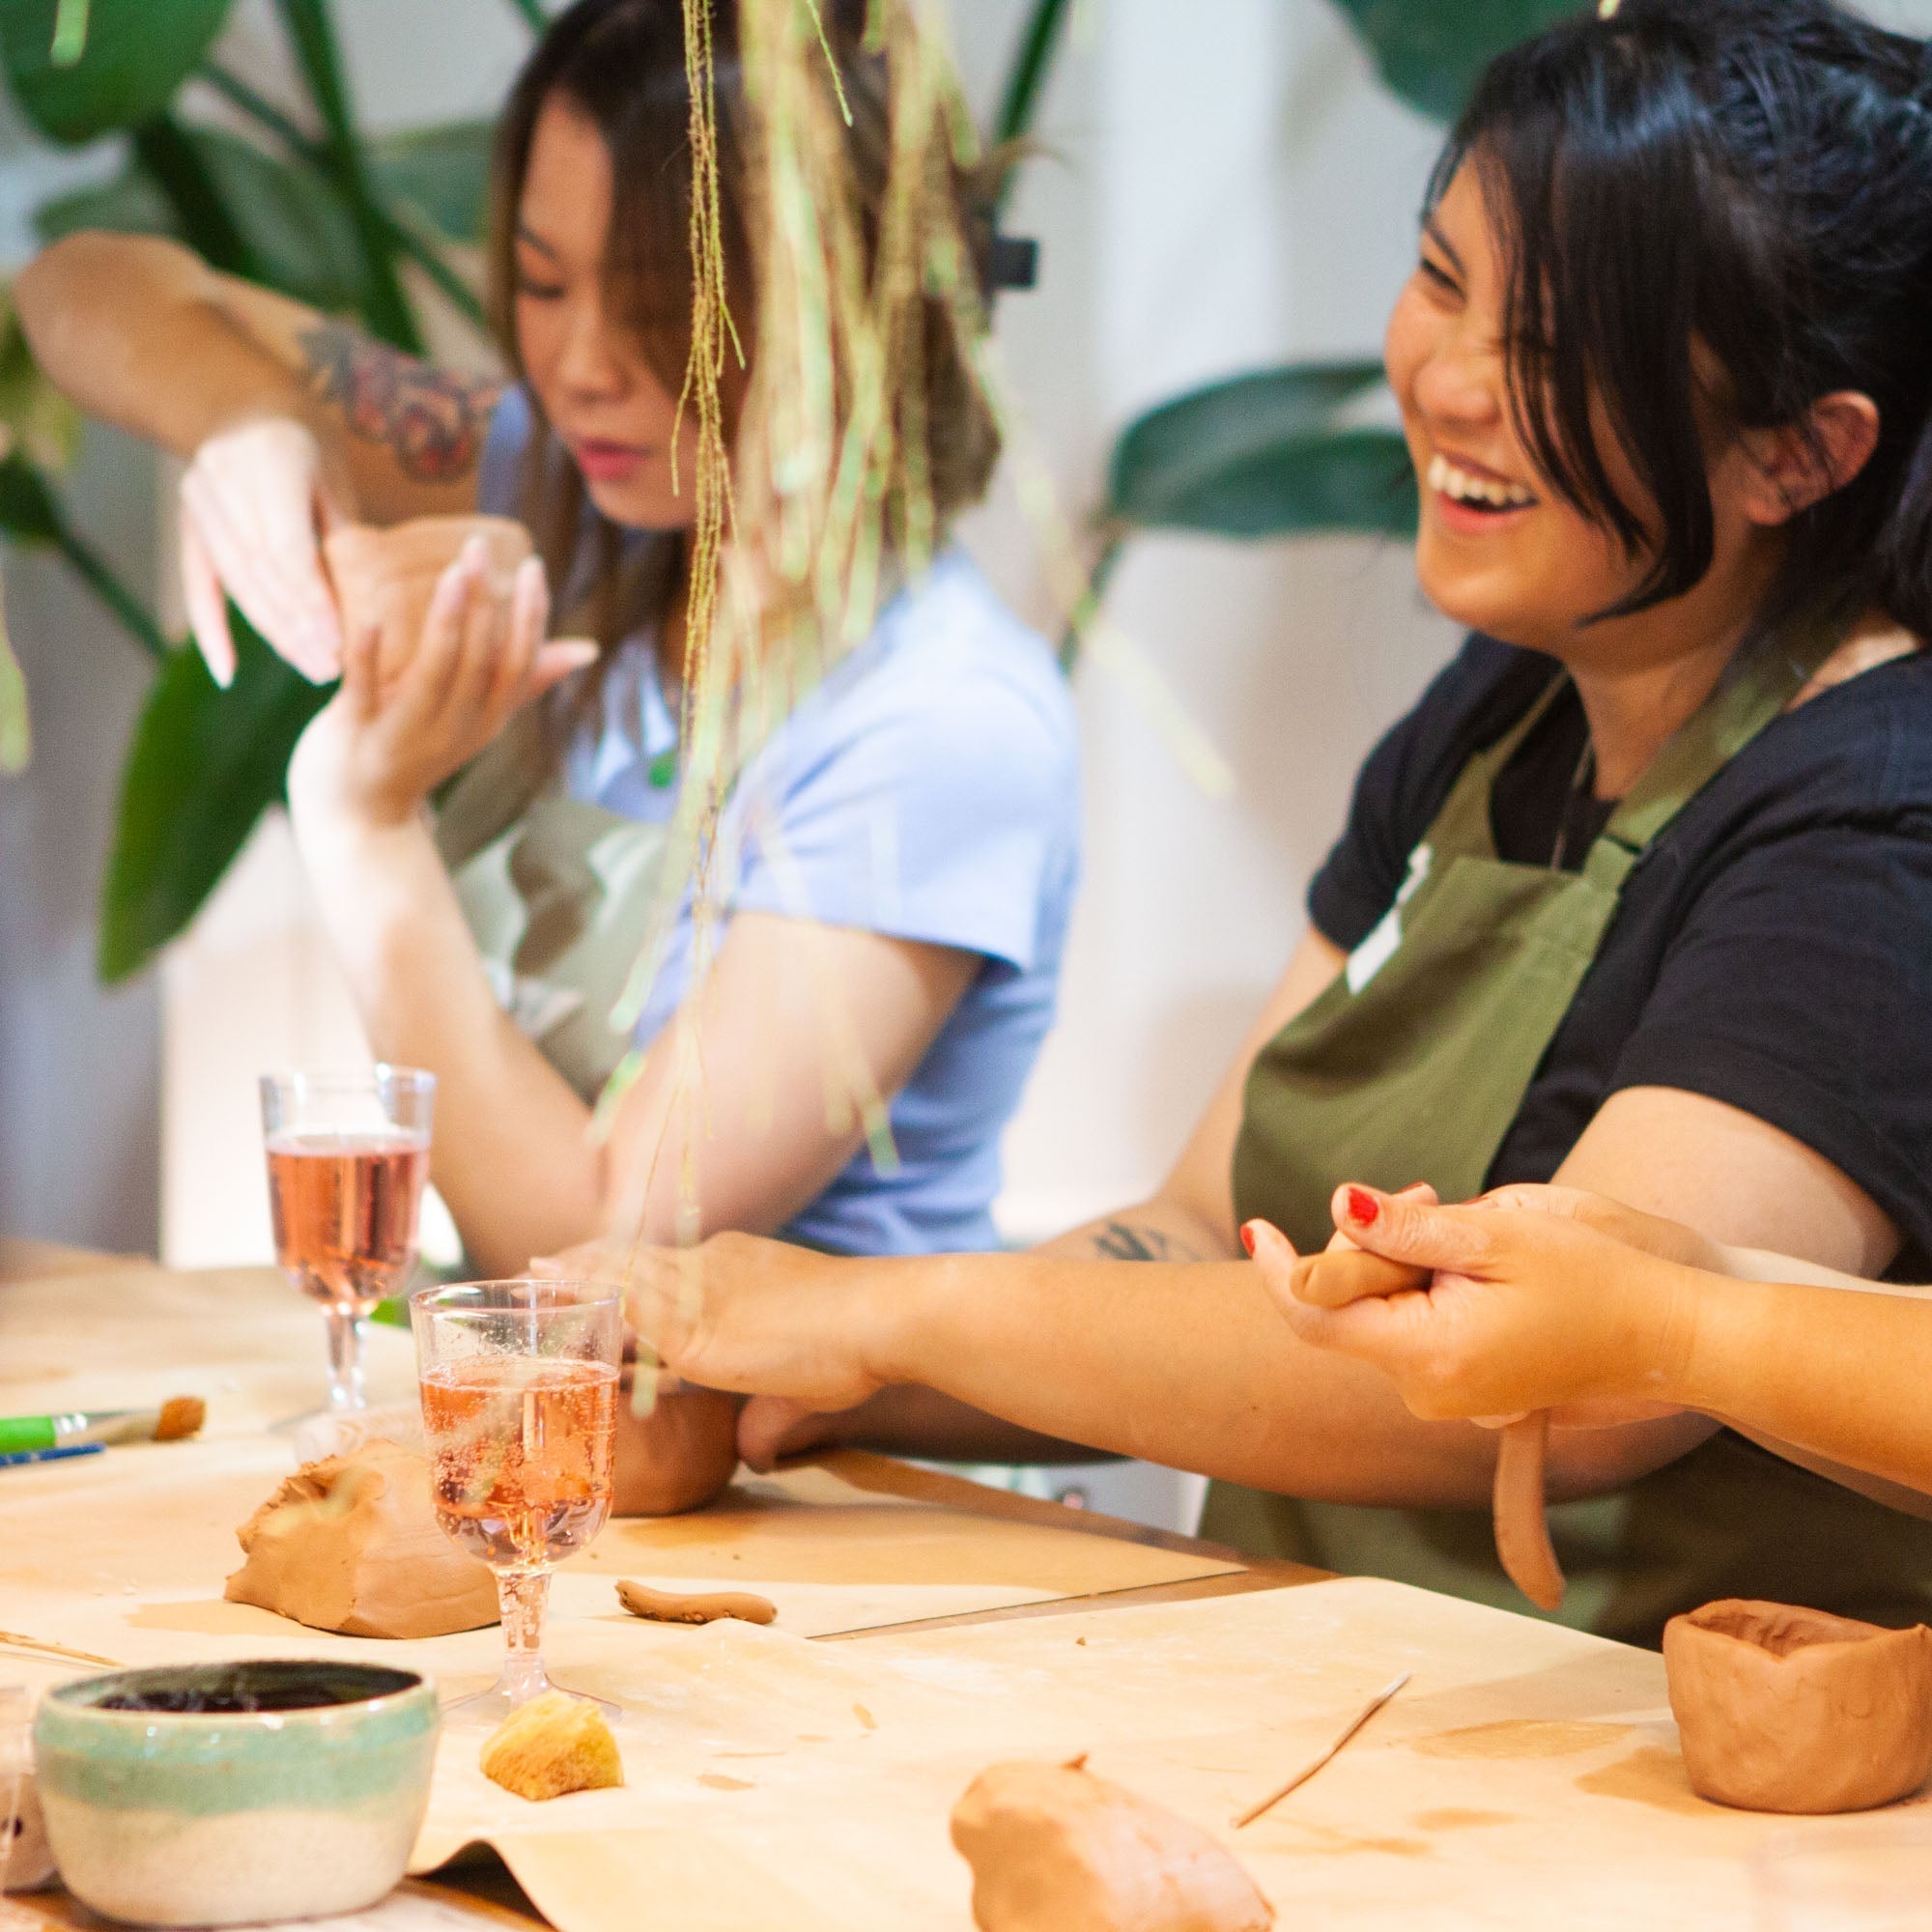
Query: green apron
435 718 674 1103
1208 629 1932 1647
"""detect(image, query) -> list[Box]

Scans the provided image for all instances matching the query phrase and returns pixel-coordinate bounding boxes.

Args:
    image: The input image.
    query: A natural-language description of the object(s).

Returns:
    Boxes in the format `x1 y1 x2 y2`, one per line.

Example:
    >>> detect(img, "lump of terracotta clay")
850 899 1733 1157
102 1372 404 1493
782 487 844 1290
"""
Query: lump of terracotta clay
1663 1599 1932 1813
224 1441 499 1639
323 515 532 688
480 1691 623 1802
616 1580 776 1627
952 1759 1273 1932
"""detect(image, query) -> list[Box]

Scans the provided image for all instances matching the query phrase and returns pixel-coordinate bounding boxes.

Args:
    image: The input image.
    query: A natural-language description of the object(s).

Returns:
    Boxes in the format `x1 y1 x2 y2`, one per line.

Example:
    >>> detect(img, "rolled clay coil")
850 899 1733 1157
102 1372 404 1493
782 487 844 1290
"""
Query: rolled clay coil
616 1579 777 1626
1289 1248 1566 1612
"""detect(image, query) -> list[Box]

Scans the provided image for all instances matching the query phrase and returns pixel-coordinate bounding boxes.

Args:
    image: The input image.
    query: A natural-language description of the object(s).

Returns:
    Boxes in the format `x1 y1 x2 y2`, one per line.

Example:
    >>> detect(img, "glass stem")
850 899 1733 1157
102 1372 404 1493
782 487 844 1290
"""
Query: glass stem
324 1306 366 1412
497 1569 553 1704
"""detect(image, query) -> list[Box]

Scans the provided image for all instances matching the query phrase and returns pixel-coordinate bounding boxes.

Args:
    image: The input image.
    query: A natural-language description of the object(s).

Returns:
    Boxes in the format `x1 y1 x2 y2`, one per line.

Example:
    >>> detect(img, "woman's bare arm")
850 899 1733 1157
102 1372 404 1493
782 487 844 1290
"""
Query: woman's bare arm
14 231 497 520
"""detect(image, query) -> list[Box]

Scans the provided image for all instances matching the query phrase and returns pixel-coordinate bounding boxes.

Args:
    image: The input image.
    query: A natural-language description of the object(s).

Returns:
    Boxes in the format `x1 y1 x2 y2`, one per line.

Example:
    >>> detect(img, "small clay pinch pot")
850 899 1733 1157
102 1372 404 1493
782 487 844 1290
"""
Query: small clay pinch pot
1663 1598 1932 1814
324 513 534 688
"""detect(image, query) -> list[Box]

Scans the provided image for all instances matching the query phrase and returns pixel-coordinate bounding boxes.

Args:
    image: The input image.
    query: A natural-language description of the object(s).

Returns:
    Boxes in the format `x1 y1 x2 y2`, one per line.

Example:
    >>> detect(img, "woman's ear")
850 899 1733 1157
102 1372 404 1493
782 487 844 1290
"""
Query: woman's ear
1738 390 1881 526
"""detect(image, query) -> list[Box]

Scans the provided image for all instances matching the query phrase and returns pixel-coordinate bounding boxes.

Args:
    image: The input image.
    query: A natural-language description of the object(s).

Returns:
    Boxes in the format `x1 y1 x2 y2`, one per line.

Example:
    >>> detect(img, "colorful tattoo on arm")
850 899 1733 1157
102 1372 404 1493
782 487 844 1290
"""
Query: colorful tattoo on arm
298 321 500 483
1090 1220 1203 1264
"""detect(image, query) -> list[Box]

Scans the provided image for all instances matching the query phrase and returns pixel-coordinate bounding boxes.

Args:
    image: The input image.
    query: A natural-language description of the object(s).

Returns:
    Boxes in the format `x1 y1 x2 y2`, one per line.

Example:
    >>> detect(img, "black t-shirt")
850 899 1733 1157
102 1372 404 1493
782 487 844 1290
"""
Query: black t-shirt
1308 634 1932 1275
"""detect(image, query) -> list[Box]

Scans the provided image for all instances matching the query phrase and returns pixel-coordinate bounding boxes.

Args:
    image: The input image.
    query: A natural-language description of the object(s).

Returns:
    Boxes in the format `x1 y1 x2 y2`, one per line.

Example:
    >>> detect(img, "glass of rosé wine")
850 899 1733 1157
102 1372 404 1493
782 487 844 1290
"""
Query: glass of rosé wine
411 1278 622 1720
259 1066 435 1416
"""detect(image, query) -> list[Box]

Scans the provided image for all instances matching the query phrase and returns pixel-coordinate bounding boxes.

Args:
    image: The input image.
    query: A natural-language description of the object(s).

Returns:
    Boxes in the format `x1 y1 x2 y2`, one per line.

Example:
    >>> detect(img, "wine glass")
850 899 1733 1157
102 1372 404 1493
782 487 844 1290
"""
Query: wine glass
411 1279 623 1721
260 1066 435 1415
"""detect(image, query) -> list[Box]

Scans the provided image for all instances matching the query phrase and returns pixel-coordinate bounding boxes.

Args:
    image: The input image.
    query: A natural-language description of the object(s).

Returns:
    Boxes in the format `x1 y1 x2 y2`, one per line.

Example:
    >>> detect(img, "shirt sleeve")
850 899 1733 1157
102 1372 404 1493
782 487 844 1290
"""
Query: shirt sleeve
730 656 1079 972
1609 814 1932 1258
476 386 531 518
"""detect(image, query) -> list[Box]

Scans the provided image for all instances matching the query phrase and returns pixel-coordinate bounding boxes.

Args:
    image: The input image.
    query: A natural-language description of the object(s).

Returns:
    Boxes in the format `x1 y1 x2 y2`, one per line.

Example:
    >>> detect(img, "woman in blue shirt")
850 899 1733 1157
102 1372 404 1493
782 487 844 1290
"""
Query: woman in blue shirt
17 0 1077 1502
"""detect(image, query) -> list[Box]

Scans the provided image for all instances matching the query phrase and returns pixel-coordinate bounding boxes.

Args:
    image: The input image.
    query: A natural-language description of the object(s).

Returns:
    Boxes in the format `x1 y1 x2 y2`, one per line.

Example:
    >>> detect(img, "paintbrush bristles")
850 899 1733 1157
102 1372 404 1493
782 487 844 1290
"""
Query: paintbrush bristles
155 1396 206 1442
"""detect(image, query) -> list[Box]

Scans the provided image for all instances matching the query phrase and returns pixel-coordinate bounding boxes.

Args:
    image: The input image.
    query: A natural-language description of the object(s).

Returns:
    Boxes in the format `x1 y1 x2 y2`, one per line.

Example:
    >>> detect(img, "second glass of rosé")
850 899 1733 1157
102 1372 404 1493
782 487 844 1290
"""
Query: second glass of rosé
410 1278 622 1720
260 1065 435 1415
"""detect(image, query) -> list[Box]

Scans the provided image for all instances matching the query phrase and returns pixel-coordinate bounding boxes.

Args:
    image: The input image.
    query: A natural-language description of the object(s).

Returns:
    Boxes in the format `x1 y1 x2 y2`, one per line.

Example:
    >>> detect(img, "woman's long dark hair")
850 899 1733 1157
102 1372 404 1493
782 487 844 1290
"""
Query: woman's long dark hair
484 0 1005 695
1438 0 1932 635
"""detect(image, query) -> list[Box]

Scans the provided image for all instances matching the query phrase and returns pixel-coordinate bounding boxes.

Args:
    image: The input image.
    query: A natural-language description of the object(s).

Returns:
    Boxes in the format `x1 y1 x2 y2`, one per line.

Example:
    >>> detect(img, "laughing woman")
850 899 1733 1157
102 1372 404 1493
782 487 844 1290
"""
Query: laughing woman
16 0 1077 1509
602 0 1932 1640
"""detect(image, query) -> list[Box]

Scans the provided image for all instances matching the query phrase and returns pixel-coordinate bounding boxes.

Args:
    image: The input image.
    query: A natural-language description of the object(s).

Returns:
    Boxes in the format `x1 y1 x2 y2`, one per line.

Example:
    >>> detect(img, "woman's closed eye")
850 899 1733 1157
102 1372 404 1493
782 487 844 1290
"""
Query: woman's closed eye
515 272 567 302
1416 254 1462 299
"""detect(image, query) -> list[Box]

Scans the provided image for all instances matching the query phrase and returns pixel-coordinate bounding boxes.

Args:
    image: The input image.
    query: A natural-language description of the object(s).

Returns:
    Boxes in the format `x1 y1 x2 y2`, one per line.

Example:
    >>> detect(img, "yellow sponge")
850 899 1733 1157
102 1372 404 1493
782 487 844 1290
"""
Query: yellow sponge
480 1691 623 1802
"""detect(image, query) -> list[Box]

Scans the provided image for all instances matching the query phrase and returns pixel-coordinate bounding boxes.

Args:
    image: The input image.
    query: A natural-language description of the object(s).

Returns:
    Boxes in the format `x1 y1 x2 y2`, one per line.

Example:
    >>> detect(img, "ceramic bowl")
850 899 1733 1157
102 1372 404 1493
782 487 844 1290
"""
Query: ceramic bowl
34 1660 440 1926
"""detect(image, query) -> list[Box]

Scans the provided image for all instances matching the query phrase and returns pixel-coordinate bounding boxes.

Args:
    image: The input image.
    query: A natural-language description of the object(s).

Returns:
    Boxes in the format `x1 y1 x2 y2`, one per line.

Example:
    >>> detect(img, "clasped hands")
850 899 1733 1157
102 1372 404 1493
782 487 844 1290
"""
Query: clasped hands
536 1184 1722 1497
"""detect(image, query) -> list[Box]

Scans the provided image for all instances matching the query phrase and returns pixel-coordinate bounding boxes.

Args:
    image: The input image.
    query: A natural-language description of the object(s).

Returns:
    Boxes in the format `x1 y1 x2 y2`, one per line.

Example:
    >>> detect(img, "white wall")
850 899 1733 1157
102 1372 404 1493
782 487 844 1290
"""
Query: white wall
149 0 1465 1274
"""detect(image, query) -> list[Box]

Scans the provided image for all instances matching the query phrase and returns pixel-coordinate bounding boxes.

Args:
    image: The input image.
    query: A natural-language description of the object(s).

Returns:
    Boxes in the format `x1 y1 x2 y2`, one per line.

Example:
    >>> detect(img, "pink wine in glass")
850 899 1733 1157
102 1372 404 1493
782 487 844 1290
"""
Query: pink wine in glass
420 1358 619 1569
266 1129 430 1314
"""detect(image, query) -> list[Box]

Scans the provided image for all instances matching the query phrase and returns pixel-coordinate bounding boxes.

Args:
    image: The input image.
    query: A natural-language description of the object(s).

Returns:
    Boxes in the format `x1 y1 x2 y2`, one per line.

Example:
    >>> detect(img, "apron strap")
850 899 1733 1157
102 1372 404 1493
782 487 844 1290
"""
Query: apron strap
1581 621 1843 893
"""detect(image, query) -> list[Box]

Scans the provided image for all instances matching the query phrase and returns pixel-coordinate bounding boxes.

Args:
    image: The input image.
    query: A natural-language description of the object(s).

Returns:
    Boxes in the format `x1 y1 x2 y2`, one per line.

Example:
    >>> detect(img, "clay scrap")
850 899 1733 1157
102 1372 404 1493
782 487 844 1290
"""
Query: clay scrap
952 1757 1273 1932
1663 1598 1932 1813
481 1691 623 1802
224 1441 498 1639
616 1580 777 1627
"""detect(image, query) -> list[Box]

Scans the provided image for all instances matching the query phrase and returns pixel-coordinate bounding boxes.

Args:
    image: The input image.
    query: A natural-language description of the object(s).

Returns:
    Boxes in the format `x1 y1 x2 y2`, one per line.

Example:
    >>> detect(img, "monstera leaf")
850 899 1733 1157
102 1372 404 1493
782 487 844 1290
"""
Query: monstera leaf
1328 0 1585 124
369 120 496 246
0 0 233 143
37 124 370 313
99 620 331 981
1106 361 1416 541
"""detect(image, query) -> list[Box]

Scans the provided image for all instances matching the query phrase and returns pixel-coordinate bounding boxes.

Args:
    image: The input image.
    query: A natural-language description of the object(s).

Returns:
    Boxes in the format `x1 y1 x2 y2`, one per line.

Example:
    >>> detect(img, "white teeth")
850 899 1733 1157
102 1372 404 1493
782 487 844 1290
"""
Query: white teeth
1427 452 1534 509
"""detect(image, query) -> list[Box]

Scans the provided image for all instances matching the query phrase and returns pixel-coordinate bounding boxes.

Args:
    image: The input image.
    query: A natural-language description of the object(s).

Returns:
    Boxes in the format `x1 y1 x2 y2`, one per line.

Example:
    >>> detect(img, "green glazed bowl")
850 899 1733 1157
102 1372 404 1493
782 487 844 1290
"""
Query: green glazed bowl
35 1661 440 1927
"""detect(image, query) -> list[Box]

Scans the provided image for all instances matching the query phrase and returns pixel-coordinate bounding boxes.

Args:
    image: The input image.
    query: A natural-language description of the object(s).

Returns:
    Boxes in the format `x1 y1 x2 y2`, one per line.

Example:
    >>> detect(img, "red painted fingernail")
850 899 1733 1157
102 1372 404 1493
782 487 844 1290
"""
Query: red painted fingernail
1240 1222 1259 1257
1344 1186 1380 1227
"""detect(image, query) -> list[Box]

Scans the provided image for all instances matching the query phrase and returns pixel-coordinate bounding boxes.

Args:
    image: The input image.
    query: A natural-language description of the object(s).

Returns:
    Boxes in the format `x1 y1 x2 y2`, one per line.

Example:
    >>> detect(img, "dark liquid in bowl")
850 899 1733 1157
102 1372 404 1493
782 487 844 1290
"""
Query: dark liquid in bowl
99 1687 354 1714
85 1662 420 1715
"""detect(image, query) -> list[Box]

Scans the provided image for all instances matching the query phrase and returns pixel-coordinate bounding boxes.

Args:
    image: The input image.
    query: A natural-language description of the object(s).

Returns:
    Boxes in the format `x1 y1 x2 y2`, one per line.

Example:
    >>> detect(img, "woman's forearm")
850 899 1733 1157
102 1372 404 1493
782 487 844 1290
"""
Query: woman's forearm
293 805 611 1273
1677 1271 1932 1496
869 1253 1692 1506
16 234 316 458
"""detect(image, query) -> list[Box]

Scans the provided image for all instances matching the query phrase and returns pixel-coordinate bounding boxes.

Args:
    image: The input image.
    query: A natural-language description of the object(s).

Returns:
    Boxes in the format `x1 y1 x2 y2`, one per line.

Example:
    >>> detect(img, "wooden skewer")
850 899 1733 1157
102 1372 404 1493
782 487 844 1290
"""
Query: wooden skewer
0 1630 123 1671
1233 1672 1411 1829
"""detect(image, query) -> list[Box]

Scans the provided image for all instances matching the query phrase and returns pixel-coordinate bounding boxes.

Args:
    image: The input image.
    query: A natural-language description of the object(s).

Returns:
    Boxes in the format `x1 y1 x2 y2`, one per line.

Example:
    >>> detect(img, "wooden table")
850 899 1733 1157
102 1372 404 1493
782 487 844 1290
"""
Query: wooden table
0 1253 1305 1932
7 1255 1912 1931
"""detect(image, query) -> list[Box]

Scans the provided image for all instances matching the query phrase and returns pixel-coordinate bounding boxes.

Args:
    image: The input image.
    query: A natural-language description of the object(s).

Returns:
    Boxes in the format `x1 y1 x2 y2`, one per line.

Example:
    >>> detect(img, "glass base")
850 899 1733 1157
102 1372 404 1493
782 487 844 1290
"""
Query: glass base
441 1663 619 1727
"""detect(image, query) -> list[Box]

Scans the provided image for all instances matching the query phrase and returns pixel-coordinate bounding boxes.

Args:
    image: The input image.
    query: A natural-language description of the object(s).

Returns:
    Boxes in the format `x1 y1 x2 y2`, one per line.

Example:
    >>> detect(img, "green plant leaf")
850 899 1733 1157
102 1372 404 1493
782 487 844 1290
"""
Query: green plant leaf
369 120 494 245
99 619 330 981
0 448 63 543
0 0 232 143
0 578 28 773
0 293 79 472
37 124 369 312
1327 0 1584 124
1107 362 1415 539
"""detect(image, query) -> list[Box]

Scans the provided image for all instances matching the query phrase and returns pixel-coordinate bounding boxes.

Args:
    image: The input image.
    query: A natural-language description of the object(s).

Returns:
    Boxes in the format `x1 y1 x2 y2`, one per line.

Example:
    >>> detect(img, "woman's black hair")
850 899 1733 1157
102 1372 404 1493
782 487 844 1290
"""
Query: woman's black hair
1435 0 1932 634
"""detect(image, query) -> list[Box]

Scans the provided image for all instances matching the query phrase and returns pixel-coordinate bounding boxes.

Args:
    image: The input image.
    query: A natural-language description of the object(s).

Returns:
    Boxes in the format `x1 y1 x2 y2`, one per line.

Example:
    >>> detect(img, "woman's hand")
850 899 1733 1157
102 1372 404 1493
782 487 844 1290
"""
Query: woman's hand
1249 1183 1700 1426
611 1378 743 1517
180 417 354 687
537 1233 902 1470
287 535 592 831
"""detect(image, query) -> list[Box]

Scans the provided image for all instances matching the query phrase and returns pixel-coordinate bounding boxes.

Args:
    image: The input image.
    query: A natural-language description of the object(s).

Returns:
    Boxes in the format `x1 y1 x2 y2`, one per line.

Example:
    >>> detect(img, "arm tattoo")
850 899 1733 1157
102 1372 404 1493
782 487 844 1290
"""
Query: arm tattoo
1090 1219 1202 1264
298 321 500 483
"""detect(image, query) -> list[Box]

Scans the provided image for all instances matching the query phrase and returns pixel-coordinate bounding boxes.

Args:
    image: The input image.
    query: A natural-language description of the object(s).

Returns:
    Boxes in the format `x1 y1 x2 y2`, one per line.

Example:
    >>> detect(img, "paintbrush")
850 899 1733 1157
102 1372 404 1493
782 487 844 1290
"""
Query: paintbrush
0 1398 205 1457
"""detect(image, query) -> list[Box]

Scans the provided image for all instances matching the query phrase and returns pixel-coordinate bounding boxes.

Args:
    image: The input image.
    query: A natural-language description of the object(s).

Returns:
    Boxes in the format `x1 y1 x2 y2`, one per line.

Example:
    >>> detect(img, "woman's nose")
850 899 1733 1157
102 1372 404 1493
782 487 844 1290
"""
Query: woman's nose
554 297 629 402
1411 326 1505 435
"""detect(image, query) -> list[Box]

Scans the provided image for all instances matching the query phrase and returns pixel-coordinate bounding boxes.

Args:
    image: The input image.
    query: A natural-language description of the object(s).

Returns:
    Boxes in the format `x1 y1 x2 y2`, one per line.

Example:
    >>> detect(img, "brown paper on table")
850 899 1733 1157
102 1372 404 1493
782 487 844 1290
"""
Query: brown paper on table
398 1578 1906 1932
0 1264 1238 1661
